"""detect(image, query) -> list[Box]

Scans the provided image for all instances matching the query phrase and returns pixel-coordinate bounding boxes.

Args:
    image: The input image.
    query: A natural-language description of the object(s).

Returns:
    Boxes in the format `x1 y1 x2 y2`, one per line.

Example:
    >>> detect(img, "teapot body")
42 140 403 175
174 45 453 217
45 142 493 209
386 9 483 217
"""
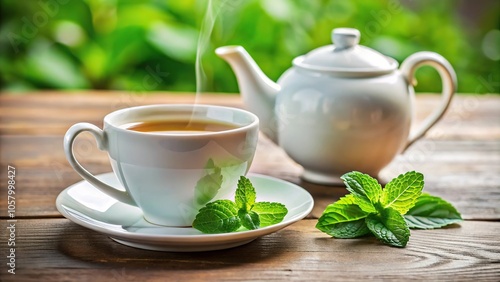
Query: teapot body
216 28 456 184
276 68 412 183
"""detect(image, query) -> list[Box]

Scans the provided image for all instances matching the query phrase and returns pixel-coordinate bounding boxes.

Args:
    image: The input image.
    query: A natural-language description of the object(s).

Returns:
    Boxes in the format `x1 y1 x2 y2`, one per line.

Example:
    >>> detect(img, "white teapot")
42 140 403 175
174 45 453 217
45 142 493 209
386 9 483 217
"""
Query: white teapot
216 28 456 184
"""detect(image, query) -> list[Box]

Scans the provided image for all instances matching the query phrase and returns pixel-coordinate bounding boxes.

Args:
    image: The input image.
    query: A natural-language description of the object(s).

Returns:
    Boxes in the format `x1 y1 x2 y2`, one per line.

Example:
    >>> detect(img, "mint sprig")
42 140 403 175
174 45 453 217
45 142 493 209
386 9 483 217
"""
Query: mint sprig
316 171 462 247
193 176 288 234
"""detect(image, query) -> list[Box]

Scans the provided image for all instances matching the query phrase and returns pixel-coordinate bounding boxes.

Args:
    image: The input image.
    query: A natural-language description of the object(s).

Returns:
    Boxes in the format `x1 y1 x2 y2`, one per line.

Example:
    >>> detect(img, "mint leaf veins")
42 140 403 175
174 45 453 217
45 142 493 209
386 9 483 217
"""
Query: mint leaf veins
193 176 288 234
192 200 240 234
316 194 370 238
380 171 424 215
252 202 288 227
366 207 410 248
235 176 256 212
404 193 462 229
316 171 462 247
341 171 382 214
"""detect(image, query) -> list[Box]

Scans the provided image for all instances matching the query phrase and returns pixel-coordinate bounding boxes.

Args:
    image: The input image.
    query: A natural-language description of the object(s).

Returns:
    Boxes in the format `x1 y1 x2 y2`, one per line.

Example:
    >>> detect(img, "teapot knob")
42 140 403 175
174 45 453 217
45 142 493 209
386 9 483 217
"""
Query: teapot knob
332 28 360 50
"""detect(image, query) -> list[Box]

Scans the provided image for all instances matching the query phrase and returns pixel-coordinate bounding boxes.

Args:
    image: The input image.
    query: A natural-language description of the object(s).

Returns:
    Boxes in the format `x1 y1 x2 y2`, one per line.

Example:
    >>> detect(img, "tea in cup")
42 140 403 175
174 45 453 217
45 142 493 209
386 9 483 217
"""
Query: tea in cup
64 104 259 226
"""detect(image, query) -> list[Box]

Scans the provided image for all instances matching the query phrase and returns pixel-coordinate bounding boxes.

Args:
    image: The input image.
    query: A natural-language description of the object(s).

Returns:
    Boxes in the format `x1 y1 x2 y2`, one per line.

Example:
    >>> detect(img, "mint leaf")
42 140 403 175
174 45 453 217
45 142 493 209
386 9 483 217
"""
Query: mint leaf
405 193 462 229
316 194 370 238
366 207 410 247
341 171 381 213
319 194 368 218
239 210 260 230
235 176 256 212
252 202 288 227
318 219 371 239
381 171 424 215
195 159 223 205
192 200 240 234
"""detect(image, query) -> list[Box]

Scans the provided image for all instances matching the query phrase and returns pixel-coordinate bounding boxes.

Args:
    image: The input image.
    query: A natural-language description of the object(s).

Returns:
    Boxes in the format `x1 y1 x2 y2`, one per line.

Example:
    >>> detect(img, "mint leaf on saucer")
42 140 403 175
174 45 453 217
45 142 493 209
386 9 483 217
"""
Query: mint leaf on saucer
239 210 260 230
341 171 381 213
235 176 256 212
252 202 288 227
192 200 240 234
381 171 424 215
193 176 288 234
366 207 410 248
404 193 462 229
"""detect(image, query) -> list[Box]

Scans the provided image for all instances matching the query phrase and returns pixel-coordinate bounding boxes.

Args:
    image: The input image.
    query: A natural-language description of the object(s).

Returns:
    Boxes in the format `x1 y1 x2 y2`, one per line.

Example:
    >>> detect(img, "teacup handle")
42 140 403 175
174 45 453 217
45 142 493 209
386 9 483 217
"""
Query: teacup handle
64 123 136 206
400 51 457 150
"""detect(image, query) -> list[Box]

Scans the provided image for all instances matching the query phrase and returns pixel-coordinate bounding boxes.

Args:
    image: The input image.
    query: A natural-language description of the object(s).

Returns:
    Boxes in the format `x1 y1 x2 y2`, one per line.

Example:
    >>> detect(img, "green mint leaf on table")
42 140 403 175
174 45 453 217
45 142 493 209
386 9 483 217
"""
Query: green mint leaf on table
315 195 370 238
366 207 410 247
341 171 382 213
235 176 256 212
405 193 462 229
193 176 288 234
322 219 371 239
380 171 424 214
252 202 288 227
192 200 240 234
317 171 462 248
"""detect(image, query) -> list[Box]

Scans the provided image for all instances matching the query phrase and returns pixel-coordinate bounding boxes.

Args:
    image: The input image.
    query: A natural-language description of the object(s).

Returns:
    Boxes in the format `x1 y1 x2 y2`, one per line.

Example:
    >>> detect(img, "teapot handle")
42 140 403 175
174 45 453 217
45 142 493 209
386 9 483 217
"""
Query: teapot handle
400 52 457 150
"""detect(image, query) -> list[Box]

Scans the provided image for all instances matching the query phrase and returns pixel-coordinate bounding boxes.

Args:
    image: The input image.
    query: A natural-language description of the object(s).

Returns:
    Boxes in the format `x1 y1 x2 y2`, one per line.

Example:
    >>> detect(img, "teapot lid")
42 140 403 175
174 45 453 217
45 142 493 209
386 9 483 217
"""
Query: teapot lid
293 28 398 75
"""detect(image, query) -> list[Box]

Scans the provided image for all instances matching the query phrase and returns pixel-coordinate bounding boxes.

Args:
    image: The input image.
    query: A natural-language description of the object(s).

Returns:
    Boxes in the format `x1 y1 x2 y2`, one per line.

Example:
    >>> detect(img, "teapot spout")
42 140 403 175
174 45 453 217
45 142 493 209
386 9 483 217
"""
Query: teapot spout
216 46 280 143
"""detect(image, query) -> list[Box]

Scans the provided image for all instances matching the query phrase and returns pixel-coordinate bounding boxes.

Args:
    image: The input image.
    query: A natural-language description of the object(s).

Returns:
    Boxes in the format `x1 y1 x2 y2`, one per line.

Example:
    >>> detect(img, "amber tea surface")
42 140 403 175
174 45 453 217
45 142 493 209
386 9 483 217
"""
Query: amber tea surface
123 119 239 134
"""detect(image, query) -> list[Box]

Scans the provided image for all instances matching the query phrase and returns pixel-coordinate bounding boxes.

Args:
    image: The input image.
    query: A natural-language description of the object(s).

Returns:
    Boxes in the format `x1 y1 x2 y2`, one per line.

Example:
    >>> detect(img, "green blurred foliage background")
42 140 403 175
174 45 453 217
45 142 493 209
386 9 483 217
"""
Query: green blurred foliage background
0 0 499 94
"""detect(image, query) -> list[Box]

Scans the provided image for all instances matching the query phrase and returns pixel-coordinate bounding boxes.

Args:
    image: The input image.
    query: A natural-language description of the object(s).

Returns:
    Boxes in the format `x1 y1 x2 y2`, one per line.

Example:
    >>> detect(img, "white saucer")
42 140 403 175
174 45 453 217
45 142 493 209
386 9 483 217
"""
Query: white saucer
56 173 314 252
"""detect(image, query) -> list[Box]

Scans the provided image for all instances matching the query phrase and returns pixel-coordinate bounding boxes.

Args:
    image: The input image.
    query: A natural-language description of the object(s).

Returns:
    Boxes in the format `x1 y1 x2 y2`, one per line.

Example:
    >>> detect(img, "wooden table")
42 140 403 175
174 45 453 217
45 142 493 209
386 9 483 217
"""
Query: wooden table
0 92 499 281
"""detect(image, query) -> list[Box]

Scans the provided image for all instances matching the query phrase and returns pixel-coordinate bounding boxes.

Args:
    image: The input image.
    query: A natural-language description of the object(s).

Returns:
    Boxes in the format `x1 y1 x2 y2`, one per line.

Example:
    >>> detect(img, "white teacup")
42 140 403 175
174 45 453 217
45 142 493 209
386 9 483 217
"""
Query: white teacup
64 104 259 226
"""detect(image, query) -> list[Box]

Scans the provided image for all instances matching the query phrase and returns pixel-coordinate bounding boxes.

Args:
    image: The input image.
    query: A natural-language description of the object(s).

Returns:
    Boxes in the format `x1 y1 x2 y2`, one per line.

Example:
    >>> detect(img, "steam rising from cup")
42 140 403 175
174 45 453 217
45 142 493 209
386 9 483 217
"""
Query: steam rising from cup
195 0 233 103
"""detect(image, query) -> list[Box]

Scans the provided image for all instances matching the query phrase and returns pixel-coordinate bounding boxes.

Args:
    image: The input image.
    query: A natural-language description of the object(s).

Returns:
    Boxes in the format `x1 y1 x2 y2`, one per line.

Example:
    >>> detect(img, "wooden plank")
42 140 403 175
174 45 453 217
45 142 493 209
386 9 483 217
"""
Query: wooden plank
1 93 499 139
0 219 498 281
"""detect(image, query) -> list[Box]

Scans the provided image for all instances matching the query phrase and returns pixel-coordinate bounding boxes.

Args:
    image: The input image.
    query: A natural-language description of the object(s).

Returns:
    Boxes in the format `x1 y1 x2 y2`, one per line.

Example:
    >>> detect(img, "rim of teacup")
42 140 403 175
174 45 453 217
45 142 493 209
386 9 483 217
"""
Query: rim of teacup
103 104 259 137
